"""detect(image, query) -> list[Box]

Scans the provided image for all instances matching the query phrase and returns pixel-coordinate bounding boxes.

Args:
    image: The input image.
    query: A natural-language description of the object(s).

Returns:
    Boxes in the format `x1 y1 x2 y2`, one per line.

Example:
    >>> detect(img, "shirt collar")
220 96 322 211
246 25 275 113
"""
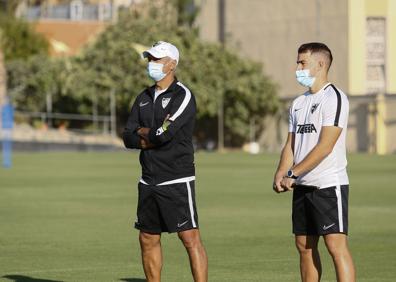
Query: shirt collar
147 77 179 98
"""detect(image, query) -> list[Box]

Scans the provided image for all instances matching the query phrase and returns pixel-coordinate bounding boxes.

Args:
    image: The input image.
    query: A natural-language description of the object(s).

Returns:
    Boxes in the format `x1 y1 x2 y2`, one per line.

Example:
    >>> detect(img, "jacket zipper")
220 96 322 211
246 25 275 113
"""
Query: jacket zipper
148 88 171 184
148 93 155 183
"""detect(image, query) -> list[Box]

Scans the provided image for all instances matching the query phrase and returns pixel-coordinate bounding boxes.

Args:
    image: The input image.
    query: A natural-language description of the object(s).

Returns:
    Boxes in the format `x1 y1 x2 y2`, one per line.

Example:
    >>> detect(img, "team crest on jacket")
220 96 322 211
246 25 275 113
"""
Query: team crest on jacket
162 98 171 109
311 103 319 114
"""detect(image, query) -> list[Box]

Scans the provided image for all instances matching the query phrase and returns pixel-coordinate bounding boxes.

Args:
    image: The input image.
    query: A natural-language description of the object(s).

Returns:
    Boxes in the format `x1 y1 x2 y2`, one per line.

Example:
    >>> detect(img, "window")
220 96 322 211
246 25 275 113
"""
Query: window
366 17 386 93
70 0 83 20
98 3 112 21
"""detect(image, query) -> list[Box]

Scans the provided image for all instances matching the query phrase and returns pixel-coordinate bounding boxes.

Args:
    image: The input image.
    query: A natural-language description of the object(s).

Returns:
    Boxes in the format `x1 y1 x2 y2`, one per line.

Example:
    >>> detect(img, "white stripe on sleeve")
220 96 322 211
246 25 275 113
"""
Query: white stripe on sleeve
169 82 192 121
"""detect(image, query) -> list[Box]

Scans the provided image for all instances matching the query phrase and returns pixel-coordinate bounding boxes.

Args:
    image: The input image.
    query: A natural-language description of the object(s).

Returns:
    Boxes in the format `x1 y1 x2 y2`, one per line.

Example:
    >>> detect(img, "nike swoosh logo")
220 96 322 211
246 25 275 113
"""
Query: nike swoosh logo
323 223 335 230
177 220 189 228
294 108 303 112
139 101 149 107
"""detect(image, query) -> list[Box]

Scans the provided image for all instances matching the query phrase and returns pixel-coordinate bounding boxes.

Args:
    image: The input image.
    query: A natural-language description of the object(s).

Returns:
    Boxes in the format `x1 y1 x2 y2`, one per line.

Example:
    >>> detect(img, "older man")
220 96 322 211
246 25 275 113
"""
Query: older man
123 41 208 282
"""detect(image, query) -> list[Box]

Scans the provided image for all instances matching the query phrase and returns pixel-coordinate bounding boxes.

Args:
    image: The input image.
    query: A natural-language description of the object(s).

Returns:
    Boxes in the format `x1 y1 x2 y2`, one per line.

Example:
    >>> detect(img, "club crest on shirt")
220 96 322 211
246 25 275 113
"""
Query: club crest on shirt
311 103 319 114
162 97 171 109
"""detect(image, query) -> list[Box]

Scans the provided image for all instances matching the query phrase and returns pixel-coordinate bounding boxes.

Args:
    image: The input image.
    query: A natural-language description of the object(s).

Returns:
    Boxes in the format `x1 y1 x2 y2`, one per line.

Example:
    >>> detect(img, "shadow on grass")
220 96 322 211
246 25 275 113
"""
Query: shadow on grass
2 275 63 282
119 279 146 282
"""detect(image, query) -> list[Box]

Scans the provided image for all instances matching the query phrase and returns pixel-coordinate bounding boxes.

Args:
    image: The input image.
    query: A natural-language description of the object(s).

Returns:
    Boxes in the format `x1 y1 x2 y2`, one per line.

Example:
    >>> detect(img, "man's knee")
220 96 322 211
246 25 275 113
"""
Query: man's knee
324 234 349 257
178 229 202 249
139 232 161 250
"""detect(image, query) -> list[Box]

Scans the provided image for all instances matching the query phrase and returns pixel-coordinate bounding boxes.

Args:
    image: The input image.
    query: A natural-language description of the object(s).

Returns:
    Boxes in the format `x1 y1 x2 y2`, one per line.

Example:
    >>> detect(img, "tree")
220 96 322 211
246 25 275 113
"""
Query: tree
0 29 6 107
5 8 279 146
72 10 279 145
0 12 48 61
0 1 49 108
7 56 69 111
173 0 199 28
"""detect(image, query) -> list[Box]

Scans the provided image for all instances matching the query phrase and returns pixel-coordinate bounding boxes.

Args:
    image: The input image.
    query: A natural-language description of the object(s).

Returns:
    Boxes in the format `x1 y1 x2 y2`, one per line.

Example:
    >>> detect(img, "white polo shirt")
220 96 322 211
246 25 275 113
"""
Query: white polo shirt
289 83 349 188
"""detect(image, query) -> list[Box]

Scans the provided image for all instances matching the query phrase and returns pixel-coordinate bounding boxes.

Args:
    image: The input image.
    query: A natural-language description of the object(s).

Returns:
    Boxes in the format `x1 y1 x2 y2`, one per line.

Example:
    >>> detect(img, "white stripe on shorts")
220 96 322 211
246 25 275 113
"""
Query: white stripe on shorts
186 181 197 228
158 176 196 186
335 185 343 232
139 176 196 186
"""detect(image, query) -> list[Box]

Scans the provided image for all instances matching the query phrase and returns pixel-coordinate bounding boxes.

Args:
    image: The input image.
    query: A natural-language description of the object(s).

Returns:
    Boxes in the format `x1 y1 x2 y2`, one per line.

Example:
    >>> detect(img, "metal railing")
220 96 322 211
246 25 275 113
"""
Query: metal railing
24 3 114 21
14 111 115 136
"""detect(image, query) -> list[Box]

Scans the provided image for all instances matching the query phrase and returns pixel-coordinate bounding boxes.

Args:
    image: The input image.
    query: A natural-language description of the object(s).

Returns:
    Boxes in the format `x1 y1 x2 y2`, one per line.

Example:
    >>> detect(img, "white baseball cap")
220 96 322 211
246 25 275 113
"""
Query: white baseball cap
142 41 180 64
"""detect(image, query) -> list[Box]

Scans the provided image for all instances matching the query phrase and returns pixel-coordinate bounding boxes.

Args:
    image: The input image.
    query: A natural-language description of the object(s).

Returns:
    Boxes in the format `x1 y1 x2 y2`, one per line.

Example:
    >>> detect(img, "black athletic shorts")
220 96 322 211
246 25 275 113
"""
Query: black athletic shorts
134 180 199 234
292 185 349 236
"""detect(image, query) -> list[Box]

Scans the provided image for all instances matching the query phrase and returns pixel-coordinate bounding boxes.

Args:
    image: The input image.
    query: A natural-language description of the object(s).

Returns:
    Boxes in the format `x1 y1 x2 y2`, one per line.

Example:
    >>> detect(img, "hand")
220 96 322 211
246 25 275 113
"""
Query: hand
280 177 296 191
273 172 286 193
162 114 171 130
137 127 150 139
140 137 154 149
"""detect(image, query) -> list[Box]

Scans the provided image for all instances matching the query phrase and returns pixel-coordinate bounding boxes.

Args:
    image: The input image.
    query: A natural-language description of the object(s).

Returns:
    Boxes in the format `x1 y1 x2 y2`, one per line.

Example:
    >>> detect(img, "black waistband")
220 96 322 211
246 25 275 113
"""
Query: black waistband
293 184 320 190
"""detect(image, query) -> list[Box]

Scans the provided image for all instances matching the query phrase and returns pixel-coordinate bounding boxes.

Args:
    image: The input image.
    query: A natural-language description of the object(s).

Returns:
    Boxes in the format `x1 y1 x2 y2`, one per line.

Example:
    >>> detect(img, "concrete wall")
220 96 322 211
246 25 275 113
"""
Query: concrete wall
197 0 349 98
387 0 396 93
348 0 366 95
347 96 375 153
385 95 396 153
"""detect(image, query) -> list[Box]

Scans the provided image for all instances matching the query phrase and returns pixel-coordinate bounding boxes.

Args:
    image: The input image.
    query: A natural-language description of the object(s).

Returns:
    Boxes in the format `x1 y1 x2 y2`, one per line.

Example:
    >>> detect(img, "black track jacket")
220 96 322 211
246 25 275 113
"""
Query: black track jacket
123 79 196 185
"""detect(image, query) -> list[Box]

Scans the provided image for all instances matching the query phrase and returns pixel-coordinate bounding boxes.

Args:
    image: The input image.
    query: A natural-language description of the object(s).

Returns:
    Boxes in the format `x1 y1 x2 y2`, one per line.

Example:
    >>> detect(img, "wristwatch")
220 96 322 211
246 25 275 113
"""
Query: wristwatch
287 169 298 179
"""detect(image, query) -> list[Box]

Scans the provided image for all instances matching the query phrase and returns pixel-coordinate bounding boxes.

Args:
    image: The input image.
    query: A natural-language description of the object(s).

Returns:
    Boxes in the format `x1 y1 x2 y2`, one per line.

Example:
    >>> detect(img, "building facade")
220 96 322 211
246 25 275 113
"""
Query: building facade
17 1 132 56
197 0 396 153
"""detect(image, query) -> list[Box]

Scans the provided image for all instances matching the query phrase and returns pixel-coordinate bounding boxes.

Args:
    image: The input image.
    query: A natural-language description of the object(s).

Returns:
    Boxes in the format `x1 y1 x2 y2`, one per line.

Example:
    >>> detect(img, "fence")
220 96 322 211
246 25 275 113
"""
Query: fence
24 2 114 22
14 111 115 136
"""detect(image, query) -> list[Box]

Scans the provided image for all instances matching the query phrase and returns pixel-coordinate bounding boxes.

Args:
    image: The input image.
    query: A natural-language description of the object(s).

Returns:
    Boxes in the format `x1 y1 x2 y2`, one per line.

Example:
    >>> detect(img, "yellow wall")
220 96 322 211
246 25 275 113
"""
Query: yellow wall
366 0 387 16
348 0 394 153
349 0 396 95
365 0 396 94
387 0 396 93
348 0 366 95
364 0 391 154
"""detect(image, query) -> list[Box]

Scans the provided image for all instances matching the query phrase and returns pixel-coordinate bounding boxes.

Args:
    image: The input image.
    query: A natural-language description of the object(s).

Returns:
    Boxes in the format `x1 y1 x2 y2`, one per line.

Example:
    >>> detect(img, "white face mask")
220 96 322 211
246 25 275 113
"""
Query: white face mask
295 69 316 88
147 62 167 82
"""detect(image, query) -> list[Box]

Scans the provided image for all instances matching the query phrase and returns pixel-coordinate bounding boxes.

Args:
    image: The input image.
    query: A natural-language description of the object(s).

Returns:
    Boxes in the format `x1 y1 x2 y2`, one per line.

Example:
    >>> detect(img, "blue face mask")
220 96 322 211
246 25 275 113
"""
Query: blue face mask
295 69 316 88
147 62 167 82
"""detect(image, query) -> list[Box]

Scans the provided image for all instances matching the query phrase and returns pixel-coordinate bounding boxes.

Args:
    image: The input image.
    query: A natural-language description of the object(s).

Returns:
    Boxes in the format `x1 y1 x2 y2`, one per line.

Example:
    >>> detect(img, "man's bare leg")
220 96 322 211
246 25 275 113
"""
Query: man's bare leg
295 235 322 282
178 229 208 282
324 234 355 282
139 231 162 282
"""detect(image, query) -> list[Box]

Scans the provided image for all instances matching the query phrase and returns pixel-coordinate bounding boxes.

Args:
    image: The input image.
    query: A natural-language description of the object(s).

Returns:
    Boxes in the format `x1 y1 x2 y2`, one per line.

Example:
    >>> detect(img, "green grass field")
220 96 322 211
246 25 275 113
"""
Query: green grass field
0 152 395 282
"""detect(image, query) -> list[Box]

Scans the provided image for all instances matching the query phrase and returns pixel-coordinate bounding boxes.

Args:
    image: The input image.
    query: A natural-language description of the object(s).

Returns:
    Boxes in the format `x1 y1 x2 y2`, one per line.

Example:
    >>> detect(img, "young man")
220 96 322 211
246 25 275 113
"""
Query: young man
123 41 208 282
273 42 355 282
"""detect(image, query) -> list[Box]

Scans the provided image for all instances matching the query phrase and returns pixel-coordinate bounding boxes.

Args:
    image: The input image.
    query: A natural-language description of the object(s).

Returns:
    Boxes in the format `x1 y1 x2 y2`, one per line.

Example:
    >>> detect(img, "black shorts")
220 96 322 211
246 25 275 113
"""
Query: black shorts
292 185 349 236
134 181 199 234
